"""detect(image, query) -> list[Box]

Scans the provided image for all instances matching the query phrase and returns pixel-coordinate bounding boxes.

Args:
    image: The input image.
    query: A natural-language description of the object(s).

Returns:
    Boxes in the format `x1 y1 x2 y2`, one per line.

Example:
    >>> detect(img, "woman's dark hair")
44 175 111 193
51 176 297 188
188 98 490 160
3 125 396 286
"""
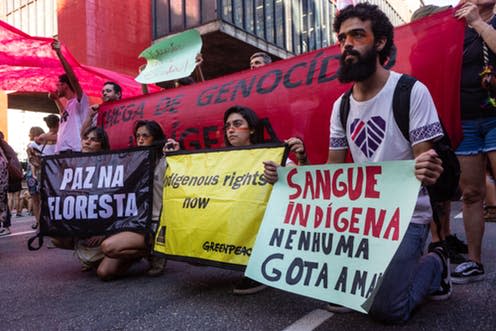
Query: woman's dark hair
133 119 166 148
133 120 167 159
82 126 110 151
223 106 263 146
133 120 166 143
332 3 394 66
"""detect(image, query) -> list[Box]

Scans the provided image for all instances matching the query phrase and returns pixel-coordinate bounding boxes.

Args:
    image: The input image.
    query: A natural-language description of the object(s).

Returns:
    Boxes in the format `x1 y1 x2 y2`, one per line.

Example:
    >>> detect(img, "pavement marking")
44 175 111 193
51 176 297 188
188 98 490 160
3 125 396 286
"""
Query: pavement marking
454 212 463 219
282 309 334 331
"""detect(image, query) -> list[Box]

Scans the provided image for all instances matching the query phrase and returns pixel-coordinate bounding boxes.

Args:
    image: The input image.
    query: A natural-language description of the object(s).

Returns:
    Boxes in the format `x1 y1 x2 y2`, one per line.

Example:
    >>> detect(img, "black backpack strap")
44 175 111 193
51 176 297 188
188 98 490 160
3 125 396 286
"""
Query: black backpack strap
27 232 44 251
392 74 417 143
339 88 353 132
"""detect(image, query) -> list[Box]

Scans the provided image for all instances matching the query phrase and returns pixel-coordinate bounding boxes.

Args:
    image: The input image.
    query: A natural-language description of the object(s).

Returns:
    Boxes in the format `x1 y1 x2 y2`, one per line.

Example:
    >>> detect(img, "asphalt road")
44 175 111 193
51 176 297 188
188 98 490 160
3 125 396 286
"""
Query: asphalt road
1 202 495 331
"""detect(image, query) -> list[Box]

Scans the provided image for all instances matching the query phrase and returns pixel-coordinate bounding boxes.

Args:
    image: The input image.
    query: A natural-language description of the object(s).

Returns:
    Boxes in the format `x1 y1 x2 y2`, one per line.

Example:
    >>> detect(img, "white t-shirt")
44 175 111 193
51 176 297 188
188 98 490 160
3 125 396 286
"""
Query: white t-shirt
28 141 55 156
329 71 443 224
43 143 56 156
28 141 44 153
55 94 90 153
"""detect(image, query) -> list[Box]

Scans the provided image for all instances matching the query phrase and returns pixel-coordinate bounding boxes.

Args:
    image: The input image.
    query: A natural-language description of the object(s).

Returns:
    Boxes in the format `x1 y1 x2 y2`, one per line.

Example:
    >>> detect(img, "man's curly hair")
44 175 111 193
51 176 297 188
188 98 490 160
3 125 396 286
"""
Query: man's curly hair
333 3 394 65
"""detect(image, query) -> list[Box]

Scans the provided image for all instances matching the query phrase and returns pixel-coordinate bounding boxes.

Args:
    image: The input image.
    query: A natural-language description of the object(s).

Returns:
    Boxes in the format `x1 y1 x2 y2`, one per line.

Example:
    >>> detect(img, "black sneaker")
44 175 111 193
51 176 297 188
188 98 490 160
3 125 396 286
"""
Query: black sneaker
447 246 467 264
428 241 445 253
233 277 267 295
428 246 451 301
446 234 468 254
451 260 485 284
429 239 467 264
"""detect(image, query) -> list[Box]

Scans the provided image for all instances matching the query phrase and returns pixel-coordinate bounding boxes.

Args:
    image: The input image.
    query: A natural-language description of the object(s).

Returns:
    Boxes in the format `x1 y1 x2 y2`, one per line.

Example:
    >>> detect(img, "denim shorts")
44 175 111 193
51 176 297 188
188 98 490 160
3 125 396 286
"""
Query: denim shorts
456 117 496 156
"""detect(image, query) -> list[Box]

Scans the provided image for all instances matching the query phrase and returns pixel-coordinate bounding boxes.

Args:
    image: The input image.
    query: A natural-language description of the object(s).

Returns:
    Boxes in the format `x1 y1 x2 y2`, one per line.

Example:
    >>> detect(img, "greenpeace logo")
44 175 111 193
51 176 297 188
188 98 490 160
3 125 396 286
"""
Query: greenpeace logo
202 241 252 256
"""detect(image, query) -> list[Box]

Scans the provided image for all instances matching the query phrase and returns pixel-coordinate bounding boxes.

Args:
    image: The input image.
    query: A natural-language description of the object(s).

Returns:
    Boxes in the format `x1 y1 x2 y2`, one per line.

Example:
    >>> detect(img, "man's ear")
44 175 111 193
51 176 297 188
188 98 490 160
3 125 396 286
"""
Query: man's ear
375 37 387 52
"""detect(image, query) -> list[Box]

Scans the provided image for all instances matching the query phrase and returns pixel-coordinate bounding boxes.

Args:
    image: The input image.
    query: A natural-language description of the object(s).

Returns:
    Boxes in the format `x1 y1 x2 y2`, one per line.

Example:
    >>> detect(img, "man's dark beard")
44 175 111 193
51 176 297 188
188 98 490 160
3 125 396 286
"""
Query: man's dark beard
338 47 378 83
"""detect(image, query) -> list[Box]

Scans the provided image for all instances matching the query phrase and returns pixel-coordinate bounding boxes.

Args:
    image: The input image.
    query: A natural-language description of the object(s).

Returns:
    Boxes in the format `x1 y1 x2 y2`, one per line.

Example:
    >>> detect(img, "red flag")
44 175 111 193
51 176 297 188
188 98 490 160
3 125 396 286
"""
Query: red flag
0 20 159 98
99 9 464 162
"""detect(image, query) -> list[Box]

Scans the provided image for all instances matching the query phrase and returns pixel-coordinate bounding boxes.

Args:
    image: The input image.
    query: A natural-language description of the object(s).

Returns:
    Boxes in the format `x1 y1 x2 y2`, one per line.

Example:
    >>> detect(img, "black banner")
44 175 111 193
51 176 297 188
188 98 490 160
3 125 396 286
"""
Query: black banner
39 148 155 237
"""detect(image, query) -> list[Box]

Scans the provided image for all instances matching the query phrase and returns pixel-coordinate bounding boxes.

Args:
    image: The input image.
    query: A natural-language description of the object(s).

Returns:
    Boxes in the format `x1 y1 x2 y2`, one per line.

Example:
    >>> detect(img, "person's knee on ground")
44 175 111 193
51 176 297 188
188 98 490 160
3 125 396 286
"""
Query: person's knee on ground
96 260 116 281
96 257 135 281
96 259 117 281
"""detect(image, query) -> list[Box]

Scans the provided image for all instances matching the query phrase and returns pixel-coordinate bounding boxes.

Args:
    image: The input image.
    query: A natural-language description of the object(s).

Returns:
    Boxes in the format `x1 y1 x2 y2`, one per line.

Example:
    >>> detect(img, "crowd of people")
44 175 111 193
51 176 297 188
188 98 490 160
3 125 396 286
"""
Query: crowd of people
1 0 496 324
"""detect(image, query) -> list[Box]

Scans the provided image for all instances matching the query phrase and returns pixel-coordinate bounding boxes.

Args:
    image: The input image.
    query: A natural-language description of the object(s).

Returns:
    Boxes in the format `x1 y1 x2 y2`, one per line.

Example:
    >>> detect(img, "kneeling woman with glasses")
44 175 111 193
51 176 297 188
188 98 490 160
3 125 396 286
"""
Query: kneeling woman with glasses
97 120 179 280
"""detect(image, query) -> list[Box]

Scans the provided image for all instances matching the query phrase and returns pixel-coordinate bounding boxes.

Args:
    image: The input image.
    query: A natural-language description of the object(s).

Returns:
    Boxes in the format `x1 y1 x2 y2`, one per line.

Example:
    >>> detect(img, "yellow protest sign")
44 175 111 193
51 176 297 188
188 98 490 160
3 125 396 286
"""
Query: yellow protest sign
154 144 287 269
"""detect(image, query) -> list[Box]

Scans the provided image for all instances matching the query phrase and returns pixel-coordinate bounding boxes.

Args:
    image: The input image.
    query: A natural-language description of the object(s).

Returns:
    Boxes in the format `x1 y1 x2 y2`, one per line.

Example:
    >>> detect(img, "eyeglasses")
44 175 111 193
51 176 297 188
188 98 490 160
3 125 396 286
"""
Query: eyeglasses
223 120 247 131
136 133 152 139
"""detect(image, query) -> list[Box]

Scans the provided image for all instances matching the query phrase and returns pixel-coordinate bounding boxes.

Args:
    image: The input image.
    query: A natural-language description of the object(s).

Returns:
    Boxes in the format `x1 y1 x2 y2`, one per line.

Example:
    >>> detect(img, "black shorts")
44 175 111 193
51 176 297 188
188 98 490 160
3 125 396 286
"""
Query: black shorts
8 180 22 193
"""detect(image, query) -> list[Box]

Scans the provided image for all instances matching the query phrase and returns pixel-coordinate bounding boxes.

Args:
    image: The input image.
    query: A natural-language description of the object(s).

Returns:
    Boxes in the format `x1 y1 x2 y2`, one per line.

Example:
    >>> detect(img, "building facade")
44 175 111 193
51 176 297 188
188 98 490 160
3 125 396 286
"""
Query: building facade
2 0 58 37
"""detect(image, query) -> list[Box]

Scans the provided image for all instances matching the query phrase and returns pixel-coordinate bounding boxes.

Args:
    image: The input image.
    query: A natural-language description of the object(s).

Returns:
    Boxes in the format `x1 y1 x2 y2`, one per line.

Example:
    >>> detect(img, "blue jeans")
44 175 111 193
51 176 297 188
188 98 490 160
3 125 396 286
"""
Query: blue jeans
368 223 442 324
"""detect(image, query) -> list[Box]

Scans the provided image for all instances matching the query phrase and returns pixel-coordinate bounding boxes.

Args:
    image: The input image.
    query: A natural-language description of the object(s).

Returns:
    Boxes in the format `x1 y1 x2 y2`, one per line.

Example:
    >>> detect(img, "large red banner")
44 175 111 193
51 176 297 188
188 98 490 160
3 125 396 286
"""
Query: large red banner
100 9 464 164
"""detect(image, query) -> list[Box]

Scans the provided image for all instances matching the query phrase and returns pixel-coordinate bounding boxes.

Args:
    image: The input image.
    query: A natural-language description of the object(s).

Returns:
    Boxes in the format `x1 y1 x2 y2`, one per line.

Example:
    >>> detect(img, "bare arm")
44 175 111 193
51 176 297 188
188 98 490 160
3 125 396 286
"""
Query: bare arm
138 64 150 94
193 53 205 82
455 2 496 53
52 40 83 101
35 132 57 145
327 149 346 164
81 105 99 138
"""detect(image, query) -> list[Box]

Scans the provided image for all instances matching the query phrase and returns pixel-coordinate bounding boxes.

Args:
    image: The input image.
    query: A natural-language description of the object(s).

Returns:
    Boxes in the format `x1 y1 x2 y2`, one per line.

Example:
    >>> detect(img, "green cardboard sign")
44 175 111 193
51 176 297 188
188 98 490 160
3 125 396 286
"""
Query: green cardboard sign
136 29 202 84
245 161 420 313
